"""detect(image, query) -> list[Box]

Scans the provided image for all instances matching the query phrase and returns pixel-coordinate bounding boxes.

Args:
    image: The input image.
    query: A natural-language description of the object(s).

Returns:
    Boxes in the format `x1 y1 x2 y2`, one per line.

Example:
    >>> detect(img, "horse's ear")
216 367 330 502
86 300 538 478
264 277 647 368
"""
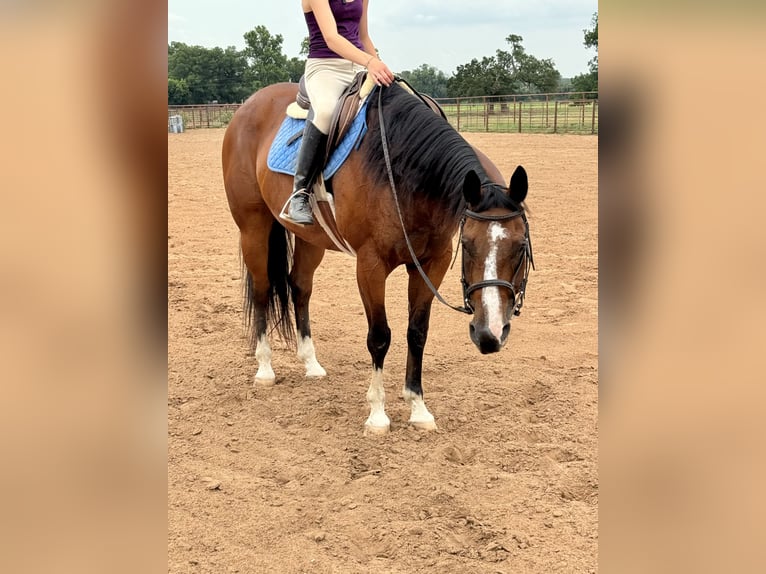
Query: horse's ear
463 170 482 208
509 165 528 204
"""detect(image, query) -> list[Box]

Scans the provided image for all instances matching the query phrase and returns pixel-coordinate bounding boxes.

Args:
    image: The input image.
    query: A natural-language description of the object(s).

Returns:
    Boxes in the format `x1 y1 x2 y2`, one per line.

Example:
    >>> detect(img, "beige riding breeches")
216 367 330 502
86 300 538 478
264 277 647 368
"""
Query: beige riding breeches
304 57 365 134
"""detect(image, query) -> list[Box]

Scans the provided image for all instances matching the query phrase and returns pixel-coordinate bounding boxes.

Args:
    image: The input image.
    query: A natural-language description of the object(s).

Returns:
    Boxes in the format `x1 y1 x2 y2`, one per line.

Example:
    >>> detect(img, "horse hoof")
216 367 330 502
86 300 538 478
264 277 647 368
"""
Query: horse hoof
305 366 327 378
409 420 438 432
254 377 276 387
364 423 390 436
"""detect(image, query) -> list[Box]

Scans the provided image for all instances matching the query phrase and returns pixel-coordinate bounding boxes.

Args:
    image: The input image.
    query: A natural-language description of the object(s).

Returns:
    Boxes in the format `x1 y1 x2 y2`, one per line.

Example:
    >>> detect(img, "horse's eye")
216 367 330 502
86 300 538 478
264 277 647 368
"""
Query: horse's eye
507 243 526 262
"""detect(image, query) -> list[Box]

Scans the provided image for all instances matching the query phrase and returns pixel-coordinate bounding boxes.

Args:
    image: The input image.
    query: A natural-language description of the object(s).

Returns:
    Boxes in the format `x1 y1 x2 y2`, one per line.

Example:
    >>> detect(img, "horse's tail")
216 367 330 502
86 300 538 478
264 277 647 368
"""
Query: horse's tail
242 221 296 350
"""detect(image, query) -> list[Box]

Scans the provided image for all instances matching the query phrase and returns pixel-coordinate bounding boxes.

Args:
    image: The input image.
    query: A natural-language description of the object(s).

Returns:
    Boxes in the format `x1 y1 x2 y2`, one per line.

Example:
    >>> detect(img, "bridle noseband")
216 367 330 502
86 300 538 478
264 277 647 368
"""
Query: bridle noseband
459 203 535 317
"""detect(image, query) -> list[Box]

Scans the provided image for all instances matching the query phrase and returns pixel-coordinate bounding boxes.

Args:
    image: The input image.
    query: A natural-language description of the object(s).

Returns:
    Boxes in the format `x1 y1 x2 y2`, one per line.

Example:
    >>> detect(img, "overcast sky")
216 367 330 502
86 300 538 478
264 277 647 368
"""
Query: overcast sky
168 0 597 78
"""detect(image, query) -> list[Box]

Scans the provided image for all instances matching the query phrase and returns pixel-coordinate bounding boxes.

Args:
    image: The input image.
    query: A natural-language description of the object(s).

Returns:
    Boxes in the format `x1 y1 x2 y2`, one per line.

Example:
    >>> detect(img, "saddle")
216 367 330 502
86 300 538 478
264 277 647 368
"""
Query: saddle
287 71 374 165
286 72 447 164
280 74 447 257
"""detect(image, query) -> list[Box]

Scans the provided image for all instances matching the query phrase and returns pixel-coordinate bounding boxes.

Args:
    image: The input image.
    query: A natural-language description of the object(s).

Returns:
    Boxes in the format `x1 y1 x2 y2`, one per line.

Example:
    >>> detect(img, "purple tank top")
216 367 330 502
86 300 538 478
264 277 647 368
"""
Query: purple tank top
304 0 364 58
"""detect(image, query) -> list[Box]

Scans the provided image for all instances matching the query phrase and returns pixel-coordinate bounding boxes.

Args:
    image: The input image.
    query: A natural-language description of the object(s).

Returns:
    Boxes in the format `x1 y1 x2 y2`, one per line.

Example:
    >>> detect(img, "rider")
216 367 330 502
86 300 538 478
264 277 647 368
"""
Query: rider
282 0 395 225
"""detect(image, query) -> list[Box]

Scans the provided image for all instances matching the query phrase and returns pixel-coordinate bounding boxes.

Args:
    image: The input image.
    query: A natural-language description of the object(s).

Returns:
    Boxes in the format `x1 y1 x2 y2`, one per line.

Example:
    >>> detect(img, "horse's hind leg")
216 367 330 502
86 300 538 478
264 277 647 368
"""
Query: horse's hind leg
241 224 275 385
290 237 327 378
240 214 295 386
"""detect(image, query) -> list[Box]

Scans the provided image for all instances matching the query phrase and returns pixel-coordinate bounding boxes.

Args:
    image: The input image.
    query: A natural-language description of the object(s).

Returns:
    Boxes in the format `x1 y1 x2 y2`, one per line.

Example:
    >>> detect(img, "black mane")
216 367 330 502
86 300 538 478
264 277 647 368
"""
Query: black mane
363 83 488 220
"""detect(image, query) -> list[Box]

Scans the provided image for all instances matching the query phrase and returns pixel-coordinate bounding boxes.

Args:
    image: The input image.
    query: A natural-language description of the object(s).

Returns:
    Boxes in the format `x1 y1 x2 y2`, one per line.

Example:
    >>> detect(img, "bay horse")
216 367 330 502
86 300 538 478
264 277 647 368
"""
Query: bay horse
222 81 533 434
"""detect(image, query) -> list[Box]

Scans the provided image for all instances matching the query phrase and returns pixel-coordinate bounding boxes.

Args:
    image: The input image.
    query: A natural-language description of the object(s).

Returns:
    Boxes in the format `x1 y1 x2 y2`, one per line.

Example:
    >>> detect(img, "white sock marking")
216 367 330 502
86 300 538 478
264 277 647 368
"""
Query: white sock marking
403 388 435 426
254 334 275 384
483 222 508 341
297 336 326 377
365 368 390 429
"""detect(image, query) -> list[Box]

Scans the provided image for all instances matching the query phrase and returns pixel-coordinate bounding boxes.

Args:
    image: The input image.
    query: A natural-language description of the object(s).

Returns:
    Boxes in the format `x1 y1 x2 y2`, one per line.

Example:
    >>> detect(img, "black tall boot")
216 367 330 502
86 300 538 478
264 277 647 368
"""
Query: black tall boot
281 121 328 225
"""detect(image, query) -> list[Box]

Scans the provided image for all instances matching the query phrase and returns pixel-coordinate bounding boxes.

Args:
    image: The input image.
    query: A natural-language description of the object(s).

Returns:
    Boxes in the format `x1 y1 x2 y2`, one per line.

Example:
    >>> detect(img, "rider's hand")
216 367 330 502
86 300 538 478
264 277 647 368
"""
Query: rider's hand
367 57 394 87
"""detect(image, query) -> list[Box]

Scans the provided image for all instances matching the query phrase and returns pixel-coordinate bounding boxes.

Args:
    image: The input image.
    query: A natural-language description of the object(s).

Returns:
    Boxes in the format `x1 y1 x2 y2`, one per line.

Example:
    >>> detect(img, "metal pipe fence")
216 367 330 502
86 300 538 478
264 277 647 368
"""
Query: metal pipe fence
433 92 598 134
167 104 240 130
168 92 597 135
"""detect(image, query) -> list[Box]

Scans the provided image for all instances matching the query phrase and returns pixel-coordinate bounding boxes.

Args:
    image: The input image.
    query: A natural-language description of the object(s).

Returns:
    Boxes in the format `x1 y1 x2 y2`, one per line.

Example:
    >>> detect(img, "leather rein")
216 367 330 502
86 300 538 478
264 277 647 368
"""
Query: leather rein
376 86 534 316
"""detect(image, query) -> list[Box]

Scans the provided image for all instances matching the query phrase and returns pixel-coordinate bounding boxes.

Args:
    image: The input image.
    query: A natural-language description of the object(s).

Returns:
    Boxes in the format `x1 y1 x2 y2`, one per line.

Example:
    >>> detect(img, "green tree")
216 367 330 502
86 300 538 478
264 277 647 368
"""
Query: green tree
168 77 191 105
243 25 291 90
497 34 561 94
399 64 449 98
571 13 598 95
168 42 249 103
167 26 304 104
285 57 305 83
168 42 216 103
448 56 512 97
584 12 598 56
448 34 561 97
215 46 251 102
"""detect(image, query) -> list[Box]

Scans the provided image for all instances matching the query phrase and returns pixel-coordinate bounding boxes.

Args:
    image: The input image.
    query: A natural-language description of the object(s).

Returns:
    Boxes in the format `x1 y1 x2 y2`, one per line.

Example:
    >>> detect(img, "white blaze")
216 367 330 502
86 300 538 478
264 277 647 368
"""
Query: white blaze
482 222 508 341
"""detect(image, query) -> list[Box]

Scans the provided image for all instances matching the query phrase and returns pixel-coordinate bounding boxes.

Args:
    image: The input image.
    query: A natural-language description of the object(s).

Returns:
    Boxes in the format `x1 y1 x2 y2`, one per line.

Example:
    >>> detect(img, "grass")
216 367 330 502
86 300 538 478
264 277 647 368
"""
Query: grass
438 100 598 135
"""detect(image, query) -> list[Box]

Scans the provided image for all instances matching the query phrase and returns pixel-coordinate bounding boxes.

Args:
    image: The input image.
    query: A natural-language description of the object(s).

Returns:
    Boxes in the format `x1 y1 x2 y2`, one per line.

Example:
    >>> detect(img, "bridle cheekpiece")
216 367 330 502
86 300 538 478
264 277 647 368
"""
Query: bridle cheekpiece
458 202 535 316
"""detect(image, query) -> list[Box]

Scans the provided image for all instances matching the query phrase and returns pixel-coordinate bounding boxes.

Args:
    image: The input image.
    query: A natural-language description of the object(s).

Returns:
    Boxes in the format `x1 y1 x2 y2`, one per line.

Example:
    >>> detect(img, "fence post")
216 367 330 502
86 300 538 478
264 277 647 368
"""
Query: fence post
553 100 558 134
518 101 522 133
545 94 549 128
591 100 597 134
513 97 517 126
483 97 488 132
206 106 210 128
457 98 461 132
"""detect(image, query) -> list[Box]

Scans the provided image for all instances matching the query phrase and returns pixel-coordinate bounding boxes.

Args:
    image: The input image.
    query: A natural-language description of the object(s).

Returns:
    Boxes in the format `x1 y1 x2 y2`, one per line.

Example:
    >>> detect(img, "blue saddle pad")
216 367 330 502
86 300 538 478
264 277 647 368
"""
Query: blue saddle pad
267 102 369 180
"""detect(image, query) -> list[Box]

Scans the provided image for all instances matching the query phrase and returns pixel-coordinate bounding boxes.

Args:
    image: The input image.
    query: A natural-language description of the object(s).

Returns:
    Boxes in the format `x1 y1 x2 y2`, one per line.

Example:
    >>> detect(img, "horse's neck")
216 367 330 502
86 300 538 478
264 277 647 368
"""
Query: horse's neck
471 145 506 187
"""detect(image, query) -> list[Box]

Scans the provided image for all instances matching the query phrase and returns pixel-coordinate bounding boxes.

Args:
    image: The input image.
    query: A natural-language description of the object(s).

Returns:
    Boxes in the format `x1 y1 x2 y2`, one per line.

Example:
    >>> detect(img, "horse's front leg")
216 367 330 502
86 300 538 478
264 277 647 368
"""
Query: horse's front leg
290 237 327 378
356 253 393 435
404 252 452 430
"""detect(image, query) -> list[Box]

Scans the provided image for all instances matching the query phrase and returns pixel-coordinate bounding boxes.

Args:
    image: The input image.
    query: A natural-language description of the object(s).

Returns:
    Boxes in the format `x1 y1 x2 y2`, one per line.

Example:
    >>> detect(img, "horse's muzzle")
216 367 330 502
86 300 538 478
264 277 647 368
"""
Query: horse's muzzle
469 321 510 354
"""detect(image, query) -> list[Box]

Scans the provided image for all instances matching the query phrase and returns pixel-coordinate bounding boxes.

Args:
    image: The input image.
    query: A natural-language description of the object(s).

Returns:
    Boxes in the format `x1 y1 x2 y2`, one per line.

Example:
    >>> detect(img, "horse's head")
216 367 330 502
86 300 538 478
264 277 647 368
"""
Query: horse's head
460 166 533 354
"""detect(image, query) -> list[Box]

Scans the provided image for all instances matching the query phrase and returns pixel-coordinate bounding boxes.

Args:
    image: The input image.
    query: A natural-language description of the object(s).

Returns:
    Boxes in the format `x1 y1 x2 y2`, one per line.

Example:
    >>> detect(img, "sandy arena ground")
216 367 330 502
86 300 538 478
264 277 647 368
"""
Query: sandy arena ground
168 128 598 573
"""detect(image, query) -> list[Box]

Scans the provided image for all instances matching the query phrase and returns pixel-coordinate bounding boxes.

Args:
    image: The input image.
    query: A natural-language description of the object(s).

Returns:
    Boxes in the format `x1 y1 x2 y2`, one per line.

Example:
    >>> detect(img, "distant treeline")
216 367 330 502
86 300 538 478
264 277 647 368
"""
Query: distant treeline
169 15 597 105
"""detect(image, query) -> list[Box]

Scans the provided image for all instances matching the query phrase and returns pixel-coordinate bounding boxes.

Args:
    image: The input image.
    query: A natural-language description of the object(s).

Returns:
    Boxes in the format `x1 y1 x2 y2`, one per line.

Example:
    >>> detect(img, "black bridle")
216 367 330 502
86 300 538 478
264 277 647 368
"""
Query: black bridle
459 202 535 316
376 86 534 316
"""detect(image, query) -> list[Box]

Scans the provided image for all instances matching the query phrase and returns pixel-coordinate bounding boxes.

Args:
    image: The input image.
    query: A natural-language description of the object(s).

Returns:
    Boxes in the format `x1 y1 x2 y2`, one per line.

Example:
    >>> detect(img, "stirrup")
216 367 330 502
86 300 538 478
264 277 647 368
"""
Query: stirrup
279 189 313 224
